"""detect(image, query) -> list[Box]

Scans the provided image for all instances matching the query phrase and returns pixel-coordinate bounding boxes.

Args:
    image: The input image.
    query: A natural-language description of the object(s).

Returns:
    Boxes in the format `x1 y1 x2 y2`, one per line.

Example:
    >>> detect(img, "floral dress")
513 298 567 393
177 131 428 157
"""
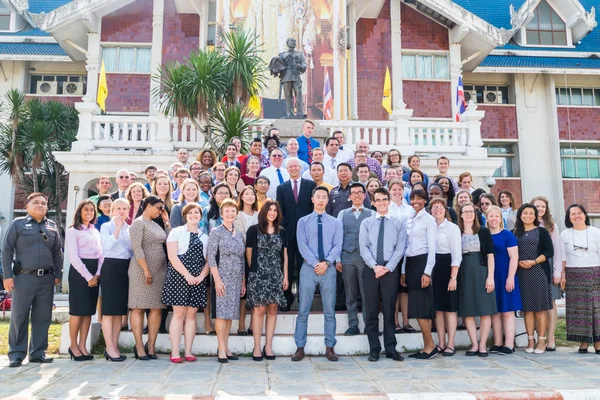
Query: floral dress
246 228 287 308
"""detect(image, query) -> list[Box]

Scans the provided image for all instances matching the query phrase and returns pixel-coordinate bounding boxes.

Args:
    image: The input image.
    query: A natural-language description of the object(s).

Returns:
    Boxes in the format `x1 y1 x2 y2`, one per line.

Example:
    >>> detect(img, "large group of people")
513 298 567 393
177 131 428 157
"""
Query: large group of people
2 119 600 367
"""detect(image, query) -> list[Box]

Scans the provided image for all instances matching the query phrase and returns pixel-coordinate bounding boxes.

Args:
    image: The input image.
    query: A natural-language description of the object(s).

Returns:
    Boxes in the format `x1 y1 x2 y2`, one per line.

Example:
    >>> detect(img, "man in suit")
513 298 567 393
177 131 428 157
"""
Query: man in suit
111 169 131 200
276 157 316 310
223 143 242 170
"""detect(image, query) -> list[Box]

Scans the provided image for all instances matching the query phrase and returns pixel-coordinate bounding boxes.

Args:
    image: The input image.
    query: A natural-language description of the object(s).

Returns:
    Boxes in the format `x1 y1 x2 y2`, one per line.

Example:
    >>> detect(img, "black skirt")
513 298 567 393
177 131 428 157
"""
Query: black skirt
432 253 458 312
100 258 130 316
406 254 435 319
69 259 99 316
397 257 408 294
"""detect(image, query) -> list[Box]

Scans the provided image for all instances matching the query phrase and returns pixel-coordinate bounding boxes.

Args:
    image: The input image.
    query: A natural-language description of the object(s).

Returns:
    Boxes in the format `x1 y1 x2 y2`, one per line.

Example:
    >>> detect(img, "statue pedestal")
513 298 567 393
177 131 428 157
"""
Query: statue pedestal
262 119 330 143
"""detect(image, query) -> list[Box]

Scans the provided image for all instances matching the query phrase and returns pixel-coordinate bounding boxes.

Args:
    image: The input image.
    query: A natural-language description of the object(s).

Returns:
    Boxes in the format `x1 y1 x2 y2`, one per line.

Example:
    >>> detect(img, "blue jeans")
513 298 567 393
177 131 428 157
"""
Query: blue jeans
294 262 337 348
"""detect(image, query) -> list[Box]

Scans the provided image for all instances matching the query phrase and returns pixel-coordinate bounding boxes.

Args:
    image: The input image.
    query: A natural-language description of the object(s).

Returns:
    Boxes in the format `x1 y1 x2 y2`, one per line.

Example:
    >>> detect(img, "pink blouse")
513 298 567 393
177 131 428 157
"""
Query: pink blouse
66 225 104 281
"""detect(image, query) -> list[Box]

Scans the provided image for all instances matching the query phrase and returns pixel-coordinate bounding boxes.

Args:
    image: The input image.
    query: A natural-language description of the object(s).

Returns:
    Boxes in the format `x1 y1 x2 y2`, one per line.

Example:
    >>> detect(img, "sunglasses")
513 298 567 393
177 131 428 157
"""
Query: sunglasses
272 155 283 158
118 176 129 179
39 229 49 242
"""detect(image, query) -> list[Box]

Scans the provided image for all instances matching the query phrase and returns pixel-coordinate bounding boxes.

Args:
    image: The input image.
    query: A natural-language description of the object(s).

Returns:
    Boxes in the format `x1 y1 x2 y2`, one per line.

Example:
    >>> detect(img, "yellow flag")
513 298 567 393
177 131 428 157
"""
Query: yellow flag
97 60 108 112
248 87 261 117
382 66 392 115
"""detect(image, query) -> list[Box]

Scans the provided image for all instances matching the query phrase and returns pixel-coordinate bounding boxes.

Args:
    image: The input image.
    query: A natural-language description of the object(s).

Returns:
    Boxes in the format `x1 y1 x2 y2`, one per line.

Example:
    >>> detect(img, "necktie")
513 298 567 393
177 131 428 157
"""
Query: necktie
317 214 325 262
120 191 125 199
331 158 336 169
293 180 299 203
277 168 284 185
376 217 386 265
340 146 344 150
307 138 313 163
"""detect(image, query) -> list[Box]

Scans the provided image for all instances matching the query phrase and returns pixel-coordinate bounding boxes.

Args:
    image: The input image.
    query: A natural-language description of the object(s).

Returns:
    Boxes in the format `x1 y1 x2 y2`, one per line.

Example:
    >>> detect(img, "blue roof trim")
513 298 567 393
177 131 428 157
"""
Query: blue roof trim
0 43 67 56
452 0 527 29
27 0 72 14
480 55 600 69
0 27 50 36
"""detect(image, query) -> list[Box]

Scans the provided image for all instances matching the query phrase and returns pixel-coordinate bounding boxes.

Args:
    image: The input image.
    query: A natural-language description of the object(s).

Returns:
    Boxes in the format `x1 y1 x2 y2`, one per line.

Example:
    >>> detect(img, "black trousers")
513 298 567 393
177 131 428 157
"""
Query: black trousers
363 266 399 354
284 235 303 309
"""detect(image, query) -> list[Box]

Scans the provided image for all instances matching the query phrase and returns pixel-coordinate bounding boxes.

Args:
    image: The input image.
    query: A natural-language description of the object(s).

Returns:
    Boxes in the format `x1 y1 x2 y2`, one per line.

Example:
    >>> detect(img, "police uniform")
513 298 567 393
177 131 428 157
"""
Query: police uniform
2 215 63 363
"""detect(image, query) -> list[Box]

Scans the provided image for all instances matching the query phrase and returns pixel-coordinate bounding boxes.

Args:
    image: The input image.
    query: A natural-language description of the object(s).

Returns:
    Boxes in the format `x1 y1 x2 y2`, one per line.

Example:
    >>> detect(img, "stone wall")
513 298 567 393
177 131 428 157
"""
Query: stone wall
478 105 518 140
403 81 452 118
557 107 600 140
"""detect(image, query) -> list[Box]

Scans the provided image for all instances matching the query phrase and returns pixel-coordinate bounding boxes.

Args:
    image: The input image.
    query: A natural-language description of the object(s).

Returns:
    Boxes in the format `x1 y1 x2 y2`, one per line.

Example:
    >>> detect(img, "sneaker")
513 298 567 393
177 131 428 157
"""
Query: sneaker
489 345 502 354
498 346 514 355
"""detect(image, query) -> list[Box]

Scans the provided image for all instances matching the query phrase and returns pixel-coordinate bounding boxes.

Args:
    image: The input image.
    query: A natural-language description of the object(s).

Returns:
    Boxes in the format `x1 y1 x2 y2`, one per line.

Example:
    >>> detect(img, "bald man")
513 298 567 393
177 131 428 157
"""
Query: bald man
347 140 382 181
111 170 131 200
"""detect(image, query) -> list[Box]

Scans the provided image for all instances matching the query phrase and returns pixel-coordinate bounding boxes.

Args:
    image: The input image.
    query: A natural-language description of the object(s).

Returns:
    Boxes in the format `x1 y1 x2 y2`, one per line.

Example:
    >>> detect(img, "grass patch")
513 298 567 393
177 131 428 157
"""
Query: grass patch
555 317 575 348
0 318 62 355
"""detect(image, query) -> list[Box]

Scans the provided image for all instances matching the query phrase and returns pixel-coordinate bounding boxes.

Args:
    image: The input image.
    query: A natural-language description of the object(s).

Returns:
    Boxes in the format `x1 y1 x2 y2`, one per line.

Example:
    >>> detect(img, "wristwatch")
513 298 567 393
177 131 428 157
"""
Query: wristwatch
450 276 457 281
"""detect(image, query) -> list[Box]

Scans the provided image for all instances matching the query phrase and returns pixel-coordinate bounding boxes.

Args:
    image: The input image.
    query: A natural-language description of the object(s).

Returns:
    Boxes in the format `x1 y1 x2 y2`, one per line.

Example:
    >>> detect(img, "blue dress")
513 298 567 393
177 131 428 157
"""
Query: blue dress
492 229 522 312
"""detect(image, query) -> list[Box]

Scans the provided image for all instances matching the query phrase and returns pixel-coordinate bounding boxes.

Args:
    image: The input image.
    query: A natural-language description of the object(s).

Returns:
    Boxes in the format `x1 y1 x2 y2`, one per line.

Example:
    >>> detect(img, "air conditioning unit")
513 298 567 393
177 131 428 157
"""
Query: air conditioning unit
64 82 84 95
36 81 58 95
484 90 503 104
464 90 478 103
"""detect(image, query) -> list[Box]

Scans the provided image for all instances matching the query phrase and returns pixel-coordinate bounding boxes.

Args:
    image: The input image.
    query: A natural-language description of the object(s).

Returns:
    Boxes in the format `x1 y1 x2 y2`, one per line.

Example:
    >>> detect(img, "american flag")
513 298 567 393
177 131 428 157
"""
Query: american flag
455 75 466 122
323 67 332 120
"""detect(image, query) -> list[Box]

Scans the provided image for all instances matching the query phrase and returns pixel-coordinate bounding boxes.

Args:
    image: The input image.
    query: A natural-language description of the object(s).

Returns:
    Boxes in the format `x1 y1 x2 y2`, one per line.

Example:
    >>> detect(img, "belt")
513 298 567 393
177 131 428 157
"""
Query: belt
20 268 53 276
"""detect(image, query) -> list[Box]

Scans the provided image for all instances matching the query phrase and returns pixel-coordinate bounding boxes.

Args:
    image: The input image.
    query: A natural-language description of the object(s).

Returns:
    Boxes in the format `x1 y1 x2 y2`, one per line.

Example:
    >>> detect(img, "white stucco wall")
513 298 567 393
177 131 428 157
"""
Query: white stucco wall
0 172 15 249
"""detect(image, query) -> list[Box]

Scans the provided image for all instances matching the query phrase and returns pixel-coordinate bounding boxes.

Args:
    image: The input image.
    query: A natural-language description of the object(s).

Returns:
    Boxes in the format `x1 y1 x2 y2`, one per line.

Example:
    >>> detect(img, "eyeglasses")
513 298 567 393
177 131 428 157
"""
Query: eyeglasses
480 202 492 206
350 191 364 196
216 191 230 196
462 210 475 214
374 198 390 203
31 201 48 207
118 176 129 180
431 205 445 211
39 229 49 242
215 169 226 172
272 155 283 158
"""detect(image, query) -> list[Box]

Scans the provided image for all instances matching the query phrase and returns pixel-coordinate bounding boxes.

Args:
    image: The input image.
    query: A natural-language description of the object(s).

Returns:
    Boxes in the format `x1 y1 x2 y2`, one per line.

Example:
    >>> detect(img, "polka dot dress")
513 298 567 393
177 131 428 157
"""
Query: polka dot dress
516 228 552 312
162 232 207 309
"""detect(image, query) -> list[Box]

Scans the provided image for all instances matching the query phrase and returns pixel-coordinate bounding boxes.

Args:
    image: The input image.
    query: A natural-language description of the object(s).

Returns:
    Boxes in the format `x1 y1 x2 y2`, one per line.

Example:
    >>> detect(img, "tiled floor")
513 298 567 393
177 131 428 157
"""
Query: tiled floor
2 347 600 399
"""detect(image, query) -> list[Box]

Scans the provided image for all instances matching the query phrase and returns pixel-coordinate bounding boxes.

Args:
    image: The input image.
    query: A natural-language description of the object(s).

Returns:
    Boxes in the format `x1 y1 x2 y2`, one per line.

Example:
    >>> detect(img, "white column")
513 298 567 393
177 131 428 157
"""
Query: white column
199 0 209 49
348 3 358 120
82 32 101 105
449 42 462 121
390 0 412 120
333 0 342 120
150 0 165 117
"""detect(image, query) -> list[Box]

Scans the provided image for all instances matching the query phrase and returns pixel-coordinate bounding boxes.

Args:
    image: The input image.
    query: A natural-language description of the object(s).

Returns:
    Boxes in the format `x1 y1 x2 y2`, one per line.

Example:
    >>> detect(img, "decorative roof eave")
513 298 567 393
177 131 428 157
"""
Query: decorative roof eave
0 54 71 61
7 0 42 29
490 48 599 58
28 0 117 32
407 0 515 46
474 65 600 75
509 0 597 43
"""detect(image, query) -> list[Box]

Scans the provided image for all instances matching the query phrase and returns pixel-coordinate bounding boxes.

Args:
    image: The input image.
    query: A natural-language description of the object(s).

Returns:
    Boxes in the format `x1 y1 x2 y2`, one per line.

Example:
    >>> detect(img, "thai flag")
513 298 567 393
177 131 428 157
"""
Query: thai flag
455 75 466 122
323 67 332 120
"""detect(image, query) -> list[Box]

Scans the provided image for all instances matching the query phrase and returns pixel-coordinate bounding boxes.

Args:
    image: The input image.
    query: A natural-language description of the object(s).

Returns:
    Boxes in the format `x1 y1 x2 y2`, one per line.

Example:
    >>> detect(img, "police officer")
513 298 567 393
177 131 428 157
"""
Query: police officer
2 192 63 367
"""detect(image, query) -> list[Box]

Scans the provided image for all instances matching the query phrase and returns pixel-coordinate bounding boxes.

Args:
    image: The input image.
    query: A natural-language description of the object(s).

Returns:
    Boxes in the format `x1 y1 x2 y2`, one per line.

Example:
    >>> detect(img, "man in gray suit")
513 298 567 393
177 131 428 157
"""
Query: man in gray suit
336 183 374 336
2 192 63 367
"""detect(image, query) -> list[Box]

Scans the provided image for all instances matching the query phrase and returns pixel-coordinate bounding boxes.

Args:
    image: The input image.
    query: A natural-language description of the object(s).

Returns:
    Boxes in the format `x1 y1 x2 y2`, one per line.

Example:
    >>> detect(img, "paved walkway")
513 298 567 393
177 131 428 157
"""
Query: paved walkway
2 347 600 399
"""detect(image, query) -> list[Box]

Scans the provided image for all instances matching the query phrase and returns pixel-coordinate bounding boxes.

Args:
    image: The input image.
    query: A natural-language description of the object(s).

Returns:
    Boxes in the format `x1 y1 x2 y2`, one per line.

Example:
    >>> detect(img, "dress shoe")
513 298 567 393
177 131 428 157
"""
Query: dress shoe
291 347 305 362
226 354 239 361
133 347 150 361
81 353 94 361
170 356 183 363
104 351 126 362
263 346 276 360
185 355 197 362
386 351 404 361
217 356 228 363
144 343 158 360
68 348 86 361
9 358 23 368
29 355 53 364
344 326 360 336
252 354 263 362
465 350 479 357
368 349 380 362
325 347 339 362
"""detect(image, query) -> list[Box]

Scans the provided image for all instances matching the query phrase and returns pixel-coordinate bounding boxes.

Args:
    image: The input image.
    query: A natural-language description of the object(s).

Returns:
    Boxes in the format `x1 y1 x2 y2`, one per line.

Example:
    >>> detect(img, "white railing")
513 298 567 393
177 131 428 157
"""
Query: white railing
91 115 159 149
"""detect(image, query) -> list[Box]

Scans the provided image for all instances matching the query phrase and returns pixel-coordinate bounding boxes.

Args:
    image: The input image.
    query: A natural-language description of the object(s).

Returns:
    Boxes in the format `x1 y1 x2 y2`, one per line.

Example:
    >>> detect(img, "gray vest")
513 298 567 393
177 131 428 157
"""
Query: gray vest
342 209 371 254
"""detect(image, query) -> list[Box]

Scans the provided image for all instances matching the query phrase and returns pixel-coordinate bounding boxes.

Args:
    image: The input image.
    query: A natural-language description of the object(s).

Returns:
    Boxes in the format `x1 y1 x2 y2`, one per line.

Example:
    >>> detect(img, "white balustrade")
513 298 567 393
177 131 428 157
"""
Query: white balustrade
91 115 158 149
170 118 206 149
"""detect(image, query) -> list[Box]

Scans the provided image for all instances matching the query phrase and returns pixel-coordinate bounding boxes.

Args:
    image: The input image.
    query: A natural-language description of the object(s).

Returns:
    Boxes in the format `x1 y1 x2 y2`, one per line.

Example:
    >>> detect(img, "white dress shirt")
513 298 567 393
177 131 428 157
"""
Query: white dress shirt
389 201 415 220
403 209 437 275
435 219 462 267
100 219 133 259
560 226 600 268
167 225 208 258
302 167 337 186
337 146 354 163
261 165 290 199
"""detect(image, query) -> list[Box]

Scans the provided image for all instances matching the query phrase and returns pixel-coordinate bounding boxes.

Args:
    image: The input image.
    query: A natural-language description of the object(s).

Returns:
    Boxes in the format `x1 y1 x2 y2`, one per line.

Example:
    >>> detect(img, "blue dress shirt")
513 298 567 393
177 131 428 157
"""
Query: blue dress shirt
297 135 321 164
297 211 343 268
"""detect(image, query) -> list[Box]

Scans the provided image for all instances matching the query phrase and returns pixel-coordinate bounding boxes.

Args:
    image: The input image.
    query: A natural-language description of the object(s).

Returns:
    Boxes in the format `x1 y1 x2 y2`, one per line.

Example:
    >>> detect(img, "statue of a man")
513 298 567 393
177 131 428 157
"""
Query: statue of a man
269 38 307 117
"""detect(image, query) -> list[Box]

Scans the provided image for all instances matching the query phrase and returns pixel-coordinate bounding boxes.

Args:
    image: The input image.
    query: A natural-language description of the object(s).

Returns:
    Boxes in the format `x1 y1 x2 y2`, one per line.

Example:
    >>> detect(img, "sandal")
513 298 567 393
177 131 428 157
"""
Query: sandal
206 330 216 336
403 324 417 333
534 336 547 354
394 324 402 334
443 347 455 357
525 336 535 354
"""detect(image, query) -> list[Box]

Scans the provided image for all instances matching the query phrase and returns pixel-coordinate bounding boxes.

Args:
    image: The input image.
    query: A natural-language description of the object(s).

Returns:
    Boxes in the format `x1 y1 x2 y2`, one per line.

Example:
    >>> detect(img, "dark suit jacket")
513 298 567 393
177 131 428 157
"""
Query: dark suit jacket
224 160 242 171
276 178 316 241
110 191 120 201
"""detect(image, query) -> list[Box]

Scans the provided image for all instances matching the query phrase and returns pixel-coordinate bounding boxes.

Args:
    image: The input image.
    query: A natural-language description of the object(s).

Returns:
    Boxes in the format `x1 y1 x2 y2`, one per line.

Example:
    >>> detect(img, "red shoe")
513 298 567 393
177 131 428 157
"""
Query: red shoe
170 356 183 364
185 355 197 362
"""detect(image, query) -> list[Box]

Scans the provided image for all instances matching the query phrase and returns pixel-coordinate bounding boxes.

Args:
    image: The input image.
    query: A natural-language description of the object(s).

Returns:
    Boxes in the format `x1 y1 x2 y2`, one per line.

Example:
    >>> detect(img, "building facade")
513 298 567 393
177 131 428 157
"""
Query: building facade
1 0 600 251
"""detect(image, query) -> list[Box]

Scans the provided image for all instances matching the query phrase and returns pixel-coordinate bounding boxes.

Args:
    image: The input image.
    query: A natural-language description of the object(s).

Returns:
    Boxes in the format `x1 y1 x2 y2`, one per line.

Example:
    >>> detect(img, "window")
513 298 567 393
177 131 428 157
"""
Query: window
207 1 216 47
29 75 87 95
402 54 449 80
560 145 600 179
463 85 510 104
0 3 10 30
102 46 152 73
555 87 600 106
486 143 518 177
526 0 567 46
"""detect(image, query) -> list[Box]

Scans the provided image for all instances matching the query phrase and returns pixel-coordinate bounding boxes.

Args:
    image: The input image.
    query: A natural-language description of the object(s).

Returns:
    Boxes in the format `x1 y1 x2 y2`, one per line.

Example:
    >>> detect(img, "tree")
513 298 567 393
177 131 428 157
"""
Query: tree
0 94 78 234
153 29 266 157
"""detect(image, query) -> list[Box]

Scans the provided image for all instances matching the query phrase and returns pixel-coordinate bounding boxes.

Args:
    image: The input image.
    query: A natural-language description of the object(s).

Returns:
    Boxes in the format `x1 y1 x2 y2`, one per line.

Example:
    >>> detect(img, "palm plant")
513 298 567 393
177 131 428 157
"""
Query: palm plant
153 29 266 157
5 89 25 183
210 103 259 155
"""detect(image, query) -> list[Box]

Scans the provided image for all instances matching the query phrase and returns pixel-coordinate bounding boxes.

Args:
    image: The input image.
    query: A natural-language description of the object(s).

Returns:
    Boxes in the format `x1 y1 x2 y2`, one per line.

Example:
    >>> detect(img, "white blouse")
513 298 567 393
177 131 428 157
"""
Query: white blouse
167 225 208 258
404 209 437 275
389 201 416 220
560 226 600 268
100 220 133 260
435 219 462 267
234 211 259 234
